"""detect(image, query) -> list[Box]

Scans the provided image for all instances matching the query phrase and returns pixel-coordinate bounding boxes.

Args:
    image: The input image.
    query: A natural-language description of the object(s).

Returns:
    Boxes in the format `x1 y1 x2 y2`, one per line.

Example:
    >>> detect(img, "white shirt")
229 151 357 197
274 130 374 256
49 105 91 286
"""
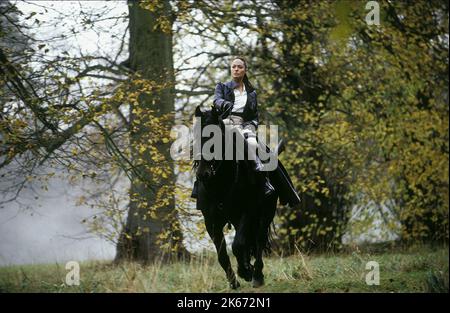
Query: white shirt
232 84 247 113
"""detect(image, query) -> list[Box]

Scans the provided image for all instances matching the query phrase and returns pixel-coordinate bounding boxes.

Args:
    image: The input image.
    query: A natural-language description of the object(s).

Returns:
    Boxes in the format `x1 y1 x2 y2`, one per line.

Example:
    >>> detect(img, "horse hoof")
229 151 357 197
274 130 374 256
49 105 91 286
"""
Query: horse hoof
252 277 264 288
238 266 253 282
229 280 240 289
238 272 253 282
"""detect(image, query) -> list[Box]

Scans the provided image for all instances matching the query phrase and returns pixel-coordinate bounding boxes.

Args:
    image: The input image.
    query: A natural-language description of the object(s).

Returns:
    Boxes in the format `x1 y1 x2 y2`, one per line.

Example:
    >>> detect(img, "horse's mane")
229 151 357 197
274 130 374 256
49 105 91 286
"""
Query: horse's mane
190 107 219 174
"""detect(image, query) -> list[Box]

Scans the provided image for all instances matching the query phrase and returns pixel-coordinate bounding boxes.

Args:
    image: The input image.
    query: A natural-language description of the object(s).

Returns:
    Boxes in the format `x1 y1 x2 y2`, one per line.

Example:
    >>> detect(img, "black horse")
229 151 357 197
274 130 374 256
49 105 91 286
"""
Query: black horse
193 105 282 289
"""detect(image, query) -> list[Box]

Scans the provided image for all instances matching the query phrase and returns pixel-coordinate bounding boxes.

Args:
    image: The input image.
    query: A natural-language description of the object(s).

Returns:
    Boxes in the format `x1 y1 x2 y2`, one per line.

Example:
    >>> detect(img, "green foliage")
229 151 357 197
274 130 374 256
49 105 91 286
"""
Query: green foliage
247 0 448 250
171 0 448 251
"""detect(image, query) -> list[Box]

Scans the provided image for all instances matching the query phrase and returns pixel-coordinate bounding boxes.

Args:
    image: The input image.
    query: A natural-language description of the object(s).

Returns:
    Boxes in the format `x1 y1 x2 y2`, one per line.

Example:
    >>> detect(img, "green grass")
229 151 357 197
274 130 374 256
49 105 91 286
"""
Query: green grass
0 245 448 293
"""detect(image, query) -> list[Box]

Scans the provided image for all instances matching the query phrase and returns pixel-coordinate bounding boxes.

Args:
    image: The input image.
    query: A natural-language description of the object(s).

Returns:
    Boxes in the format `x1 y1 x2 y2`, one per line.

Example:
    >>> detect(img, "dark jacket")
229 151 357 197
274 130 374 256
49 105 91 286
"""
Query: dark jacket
212 80 259 129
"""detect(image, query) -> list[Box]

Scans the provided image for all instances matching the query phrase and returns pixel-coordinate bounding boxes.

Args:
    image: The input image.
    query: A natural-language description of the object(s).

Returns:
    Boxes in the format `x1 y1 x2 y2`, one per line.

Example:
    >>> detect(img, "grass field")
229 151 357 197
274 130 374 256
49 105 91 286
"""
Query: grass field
0 244 448 293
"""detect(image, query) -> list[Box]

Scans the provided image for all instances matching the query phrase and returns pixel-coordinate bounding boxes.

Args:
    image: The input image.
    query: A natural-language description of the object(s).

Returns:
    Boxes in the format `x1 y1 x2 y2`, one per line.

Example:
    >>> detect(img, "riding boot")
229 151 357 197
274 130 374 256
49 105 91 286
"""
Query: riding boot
251 156 275 197
242 136 275 197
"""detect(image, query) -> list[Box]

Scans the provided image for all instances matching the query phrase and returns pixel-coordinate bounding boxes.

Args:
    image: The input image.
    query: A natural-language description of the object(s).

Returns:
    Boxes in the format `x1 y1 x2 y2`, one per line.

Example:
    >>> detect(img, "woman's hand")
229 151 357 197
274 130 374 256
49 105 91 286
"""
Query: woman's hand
221 101 233 113
213 99 233 114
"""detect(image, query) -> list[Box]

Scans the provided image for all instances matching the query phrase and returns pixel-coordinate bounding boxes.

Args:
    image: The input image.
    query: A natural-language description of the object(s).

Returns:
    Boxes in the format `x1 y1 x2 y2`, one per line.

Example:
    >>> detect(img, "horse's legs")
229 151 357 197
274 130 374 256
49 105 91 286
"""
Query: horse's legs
251 213 269 287
252 233 265 288
253 198 277 288
232 216 254 282
206 221 240 289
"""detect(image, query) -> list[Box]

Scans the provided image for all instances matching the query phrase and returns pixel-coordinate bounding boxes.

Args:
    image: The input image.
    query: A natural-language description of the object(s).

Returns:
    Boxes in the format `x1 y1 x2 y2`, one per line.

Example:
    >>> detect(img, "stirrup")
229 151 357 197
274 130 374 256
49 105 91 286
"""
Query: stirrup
256 171 274 196
262 178 275 196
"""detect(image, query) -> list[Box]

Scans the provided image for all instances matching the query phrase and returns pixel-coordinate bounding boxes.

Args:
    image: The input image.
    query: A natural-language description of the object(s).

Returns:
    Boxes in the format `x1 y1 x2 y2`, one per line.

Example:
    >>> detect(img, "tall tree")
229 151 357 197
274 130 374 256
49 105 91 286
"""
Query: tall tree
1 1 191 262
115 0 189 263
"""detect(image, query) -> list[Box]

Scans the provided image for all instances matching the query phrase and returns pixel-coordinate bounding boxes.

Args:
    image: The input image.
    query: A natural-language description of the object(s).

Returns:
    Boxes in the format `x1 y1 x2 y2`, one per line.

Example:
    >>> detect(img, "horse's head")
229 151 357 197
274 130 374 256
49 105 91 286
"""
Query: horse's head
193 105 221 181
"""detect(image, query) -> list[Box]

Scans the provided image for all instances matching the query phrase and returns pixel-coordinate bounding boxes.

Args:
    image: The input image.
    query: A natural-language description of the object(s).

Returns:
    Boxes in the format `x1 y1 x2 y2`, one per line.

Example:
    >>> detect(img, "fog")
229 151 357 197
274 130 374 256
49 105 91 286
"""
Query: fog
0 162 223 266
0 169 116 266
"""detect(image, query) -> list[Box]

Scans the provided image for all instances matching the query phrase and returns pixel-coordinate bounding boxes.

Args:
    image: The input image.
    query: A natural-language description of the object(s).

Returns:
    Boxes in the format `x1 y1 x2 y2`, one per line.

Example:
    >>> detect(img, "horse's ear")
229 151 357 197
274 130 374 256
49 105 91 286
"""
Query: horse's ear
195 105 203 117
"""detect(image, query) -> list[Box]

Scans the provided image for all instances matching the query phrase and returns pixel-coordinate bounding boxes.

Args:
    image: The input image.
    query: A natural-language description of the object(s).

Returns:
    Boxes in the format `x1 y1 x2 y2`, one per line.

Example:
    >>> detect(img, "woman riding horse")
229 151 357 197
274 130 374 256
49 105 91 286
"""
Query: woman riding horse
191 56 301 289
192 56 300 208
213 56 274 196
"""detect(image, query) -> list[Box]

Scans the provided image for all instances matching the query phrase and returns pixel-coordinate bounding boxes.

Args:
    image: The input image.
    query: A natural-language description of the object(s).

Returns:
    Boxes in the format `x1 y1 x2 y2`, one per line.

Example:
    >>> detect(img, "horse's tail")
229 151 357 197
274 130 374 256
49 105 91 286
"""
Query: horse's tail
263 221 276 255
249 219 276 259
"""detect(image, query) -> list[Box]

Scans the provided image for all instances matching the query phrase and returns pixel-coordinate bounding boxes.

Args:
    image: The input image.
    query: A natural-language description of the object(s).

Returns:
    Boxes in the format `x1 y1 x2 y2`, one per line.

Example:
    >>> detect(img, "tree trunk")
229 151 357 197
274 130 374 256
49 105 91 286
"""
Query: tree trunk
115 0 189 263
